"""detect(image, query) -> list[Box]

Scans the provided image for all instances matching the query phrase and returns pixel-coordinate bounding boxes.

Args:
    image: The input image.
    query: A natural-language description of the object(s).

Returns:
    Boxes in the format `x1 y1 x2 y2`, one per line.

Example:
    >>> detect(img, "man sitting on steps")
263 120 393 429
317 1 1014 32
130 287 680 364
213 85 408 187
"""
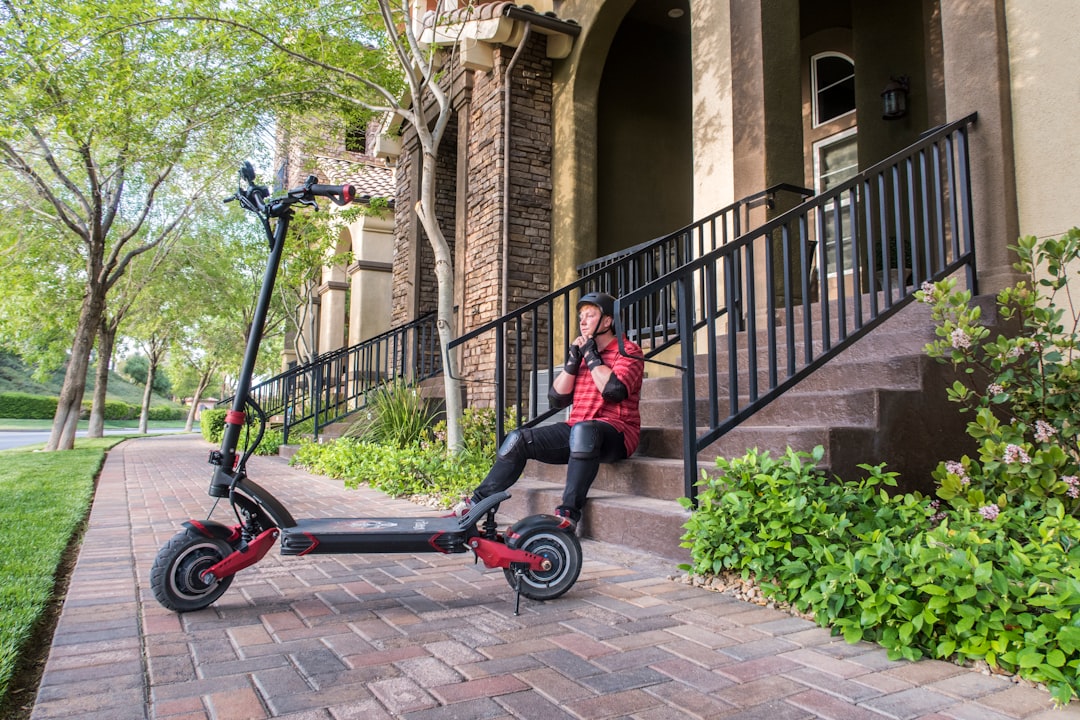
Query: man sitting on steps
455 291 644 528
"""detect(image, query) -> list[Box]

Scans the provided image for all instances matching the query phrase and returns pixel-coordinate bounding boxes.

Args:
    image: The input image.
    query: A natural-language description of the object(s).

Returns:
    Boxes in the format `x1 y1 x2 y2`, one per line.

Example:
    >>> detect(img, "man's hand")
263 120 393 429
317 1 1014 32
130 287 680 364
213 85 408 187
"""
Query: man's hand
564 344 583 375
583 337 603 370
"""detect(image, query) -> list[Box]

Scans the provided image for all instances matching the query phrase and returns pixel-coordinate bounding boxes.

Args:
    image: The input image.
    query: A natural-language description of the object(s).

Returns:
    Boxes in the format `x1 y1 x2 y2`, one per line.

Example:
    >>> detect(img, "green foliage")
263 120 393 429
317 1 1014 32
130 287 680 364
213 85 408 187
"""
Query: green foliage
147 405 185 422
292 437 488 502
679 230 1080 705
199 407 280 455
120 355 172 396
681 447 1080 704
0 440 122 705
0 392 58 420
917 229 1080 516
344 381 435 448
200 409 228 444
292 404 514 506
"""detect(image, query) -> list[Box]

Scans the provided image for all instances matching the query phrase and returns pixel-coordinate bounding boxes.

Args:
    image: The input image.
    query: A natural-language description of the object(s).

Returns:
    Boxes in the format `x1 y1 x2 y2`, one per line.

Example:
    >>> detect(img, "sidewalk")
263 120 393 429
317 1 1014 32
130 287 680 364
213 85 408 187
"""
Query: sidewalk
28 435 1077 720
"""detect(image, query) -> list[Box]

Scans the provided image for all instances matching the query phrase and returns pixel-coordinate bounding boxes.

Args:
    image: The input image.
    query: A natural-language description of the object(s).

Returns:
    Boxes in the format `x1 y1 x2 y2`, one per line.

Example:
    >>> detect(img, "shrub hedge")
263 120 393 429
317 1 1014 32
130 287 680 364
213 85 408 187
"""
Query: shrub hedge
0 392 185 422
199 407 282 456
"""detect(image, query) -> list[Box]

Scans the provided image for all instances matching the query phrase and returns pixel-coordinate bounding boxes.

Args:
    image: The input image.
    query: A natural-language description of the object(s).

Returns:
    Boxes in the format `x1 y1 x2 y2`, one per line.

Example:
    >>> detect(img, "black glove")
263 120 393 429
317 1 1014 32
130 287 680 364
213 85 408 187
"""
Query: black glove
583 337 604 371
563 344 583 375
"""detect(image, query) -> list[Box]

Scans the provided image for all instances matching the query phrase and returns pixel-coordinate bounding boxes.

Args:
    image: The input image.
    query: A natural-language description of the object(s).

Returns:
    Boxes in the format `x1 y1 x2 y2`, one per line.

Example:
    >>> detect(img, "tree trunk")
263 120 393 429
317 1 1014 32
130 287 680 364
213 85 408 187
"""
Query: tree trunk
184 369 212 433
415 152 463 452
47 287 106 451
88 321 118 438
139 362 155 434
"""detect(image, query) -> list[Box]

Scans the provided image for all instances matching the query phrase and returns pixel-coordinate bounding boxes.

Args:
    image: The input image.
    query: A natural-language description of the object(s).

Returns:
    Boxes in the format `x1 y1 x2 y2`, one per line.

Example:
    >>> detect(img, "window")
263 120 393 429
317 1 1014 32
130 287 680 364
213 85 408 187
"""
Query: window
813 128 858 275
812 53 855 127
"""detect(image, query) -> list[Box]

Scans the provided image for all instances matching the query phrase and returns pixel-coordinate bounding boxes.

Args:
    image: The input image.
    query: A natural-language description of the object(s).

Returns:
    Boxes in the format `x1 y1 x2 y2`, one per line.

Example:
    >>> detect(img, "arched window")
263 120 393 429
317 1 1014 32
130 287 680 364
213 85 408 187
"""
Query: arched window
811 52 855 127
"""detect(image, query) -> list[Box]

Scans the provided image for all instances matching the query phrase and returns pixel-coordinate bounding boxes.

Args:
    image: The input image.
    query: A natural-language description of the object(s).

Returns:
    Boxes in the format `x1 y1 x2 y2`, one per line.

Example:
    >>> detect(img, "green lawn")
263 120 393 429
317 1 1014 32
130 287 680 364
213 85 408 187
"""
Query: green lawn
0 438 126 710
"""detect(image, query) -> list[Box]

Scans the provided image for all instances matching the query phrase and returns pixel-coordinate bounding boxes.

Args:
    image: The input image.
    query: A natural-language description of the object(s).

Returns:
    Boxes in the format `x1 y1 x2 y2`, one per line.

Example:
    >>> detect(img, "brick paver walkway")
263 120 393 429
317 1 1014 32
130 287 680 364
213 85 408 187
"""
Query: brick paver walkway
27 435 1078 719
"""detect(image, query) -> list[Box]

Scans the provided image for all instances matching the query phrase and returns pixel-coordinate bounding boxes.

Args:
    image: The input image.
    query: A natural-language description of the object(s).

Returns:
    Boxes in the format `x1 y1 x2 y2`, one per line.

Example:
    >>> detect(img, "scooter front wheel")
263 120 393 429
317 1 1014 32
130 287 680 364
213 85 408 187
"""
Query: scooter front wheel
503 526 582 600
150 528 235 612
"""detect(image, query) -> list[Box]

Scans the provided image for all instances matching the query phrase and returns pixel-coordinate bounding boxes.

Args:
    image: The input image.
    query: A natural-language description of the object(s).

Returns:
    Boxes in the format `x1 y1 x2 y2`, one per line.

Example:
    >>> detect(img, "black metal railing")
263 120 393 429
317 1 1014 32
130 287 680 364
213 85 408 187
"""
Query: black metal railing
615 112 979 504
447 185 811 442
234 312 441 443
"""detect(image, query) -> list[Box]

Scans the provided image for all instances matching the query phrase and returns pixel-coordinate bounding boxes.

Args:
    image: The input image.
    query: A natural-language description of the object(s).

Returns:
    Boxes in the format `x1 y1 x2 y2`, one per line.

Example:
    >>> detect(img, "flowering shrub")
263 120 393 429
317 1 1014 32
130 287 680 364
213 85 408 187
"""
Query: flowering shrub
917 228 1080 516
679 229 1080 704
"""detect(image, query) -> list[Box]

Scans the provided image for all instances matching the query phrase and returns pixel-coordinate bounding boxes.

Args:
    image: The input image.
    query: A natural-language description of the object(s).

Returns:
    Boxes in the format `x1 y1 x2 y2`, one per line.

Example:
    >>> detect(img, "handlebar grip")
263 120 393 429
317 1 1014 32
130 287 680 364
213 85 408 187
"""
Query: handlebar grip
309 184 355 206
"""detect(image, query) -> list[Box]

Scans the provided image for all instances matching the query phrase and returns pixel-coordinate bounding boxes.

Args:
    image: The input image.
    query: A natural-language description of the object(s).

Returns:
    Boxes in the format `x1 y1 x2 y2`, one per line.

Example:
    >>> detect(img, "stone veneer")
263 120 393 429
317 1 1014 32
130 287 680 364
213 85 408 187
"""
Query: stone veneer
392 34 554 407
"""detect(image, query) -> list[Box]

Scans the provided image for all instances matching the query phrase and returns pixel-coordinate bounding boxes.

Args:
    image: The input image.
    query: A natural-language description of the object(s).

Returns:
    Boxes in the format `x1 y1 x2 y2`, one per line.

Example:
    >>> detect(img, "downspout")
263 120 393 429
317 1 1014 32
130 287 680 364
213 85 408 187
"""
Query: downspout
502 22 532 317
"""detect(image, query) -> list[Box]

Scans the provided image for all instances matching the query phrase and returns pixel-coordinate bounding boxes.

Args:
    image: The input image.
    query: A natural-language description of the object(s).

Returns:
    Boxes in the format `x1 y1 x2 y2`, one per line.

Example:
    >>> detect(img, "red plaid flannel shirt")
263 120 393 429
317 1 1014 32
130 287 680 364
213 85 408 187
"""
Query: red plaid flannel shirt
567 338 644 455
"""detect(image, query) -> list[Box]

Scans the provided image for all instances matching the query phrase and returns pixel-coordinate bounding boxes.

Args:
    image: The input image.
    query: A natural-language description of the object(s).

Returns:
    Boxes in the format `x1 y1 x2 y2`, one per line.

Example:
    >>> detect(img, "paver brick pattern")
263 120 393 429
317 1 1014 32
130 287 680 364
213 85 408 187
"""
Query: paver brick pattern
27 435 1079 720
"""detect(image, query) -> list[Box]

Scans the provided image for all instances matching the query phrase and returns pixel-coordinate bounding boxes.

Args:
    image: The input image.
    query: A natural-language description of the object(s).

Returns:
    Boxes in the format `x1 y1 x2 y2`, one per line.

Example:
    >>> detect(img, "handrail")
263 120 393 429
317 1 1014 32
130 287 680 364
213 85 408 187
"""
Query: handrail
575 183 813 278
226 311 441 443
448 185 810 443
615 112 979 505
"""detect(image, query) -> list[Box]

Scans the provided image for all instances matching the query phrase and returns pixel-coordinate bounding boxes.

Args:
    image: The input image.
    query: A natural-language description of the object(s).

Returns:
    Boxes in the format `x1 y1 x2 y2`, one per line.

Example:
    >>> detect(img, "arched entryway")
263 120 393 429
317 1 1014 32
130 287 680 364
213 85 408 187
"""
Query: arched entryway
596 0 693 260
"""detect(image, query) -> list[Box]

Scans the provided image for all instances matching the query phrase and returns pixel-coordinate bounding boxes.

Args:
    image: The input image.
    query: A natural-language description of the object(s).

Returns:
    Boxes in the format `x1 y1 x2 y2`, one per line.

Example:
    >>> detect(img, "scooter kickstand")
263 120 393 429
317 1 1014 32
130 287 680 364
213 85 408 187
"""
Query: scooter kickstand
510 563 528 616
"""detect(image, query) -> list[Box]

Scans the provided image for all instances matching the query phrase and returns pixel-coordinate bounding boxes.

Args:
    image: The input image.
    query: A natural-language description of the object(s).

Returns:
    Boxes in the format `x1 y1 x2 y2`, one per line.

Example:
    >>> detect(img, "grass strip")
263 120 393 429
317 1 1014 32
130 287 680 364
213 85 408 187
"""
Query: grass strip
0 438 126 706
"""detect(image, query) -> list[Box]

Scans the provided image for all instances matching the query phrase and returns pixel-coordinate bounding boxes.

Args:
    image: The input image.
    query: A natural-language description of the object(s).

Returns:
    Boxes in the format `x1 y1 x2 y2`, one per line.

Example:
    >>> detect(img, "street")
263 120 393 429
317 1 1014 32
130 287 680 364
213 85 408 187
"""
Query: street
0 427 192 451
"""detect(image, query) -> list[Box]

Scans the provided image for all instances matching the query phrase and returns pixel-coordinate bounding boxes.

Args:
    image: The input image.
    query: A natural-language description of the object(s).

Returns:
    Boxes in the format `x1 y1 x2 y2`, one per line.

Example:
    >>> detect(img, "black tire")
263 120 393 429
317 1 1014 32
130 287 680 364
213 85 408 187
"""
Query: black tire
150 528 235 612
503 527 582 600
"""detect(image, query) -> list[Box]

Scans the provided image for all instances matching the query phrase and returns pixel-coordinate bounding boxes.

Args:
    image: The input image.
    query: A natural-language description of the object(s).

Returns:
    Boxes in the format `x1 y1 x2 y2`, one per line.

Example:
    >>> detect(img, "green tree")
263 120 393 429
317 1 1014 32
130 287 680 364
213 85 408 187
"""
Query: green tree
0 0 263 450
194 0 468 449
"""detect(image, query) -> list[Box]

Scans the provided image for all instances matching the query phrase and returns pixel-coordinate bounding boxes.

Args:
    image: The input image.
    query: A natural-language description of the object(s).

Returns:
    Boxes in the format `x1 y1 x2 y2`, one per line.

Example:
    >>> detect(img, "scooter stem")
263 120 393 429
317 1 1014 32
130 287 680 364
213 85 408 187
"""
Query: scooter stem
210 208 293 496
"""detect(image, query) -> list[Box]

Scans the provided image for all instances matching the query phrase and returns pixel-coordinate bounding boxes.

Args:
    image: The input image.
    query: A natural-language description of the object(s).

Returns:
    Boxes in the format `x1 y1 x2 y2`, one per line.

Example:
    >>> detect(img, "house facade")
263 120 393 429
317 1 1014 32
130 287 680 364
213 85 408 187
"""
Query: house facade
305 0 1078 388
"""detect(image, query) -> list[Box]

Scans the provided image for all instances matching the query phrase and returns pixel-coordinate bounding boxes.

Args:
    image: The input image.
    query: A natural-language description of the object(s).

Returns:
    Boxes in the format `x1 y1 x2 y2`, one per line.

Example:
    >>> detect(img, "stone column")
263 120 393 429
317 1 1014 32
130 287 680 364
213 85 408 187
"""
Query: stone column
317 276 348 354
347 214 395 347
690 0 735 218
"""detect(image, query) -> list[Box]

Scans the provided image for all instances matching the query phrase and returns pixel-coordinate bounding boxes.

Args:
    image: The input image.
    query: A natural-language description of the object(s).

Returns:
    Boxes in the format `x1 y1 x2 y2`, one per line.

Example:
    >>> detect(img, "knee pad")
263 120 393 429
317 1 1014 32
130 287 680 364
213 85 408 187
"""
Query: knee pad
497 428 532 462
569 422 603 461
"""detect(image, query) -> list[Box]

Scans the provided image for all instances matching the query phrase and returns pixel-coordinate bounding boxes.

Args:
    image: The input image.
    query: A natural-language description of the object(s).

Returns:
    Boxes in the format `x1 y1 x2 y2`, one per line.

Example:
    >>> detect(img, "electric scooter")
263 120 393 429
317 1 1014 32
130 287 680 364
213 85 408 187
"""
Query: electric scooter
150 162 581 614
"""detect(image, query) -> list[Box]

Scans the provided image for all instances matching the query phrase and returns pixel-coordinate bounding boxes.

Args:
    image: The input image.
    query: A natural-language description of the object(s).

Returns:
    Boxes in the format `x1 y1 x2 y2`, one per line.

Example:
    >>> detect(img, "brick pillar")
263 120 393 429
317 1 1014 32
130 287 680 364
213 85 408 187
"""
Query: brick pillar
459 35 554 407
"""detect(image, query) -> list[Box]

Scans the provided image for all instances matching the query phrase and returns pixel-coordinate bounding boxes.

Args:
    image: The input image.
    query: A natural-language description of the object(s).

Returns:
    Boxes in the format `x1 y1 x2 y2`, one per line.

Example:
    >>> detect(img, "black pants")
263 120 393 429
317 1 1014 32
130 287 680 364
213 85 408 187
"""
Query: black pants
472 421 627 520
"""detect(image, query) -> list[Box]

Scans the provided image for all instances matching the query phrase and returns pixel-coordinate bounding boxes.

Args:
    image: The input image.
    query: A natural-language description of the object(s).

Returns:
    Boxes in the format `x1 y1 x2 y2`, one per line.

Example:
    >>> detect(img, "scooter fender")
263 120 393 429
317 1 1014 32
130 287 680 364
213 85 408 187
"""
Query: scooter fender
184 519 242 544
505 513 574 546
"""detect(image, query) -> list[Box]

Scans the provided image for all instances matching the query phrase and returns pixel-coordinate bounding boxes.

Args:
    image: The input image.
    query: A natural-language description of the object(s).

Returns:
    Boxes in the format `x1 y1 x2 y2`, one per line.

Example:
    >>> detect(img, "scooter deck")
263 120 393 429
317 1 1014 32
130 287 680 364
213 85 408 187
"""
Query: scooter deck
281 515 471 555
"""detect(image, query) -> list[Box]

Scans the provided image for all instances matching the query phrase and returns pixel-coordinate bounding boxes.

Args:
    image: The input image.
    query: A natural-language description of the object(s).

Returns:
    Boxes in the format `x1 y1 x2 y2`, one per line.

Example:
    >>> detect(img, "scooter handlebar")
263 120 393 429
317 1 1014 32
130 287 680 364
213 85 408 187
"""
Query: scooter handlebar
306 183 356 206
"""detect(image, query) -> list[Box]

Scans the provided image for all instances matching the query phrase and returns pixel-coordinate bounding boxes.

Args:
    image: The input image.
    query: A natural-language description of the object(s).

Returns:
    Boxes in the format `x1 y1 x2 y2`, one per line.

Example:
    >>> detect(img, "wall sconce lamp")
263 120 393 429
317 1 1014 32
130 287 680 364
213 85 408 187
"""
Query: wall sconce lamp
881 76 910 120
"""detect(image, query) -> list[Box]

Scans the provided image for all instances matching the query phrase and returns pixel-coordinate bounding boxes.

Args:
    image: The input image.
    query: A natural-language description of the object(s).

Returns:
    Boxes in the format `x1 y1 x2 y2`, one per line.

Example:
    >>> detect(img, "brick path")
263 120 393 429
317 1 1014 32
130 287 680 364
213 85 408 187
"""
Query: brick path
27 435 1078 720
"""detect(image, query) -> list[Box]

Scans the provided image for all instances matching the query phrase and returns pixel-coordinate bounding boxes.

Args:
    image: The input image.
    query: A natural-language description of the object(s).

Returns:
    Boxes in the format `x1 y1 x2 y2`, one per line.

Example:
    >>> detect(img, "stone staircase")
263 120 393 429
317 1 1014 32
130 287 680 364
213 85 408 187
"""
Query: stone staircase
497 296 988 565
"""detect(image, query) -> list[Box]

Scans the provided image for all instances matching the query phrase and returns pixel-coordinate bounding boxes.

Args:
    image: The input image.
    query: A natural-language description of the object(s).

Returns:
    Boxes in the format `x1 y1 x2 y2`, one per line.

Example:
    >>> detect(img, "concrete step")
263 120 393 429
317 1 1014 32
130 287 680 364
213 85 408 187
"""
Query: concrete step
527 455 692 500
497 477 692 565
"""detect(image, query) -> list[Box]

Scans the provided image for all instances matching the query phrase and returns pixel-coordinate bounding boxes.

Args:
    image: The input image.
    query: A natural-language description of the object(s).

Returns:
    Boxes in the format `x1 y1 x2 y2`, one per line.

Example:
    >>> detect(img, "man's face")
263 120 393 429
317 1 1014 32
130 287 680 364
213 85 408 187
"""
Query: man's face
579 304 608 337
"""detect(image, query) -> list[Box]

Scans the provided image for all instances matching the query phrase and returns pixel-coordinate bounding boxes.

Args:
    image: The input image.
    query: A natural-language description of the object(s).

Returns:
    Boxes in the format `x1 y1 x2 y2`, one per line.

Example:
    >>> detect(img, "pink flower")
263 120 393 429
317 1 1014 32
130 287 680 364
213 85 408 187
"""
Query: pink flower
987 383 1004 397
1064 475 1079 499
944 460 970 485
1003 444 1031 464
950 328 971 349
1034 420 1057 443
919 282 937 303
979 504 1000 521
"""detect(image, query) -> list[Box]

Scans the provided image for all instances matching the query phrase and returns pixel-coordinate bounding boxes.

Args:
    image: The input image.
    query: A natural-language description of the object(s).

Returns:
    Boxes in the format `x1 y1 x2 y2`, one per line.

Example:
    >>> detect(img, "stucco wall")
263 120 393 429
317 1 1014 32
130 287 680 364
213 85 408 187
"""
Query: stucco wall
1005 0 1080 299
1005 1 1080 242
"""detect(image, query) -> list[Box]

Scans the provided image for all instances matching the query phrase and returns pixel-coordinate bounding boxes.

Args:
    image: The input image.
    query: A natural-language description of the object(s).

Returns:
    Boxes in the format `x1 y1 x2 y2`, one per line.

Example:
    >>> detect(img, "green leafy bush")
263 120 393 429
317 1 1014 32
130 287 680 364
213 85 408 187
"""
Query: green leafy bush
200 408 227 444
681 230 1080 704
199 407 280 455
147 405 185 421
918 229 1079 516
344 380 435 447
292 437 488 501
0 392 57 419
292 403 515 506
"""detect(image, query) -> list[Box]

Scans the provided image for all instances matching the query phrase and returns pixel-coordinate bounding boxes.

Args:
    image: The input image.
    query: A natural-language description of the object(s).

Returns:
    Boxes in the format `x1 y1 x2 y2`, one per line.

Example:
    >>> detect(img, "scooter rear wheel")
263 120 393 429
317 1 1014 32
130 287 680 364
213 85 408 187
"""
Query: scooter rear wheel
150 528 235 612
503 527 582 600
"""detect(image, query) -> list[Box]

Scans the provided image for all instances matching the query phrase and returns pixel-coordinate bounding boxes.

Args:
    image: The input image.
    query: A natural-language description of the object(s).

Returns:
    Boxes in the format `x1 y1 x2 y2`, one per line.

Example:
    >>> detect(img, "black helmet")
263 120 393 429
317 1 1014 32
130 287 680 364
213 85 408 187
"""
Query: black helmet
577 291 616 317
